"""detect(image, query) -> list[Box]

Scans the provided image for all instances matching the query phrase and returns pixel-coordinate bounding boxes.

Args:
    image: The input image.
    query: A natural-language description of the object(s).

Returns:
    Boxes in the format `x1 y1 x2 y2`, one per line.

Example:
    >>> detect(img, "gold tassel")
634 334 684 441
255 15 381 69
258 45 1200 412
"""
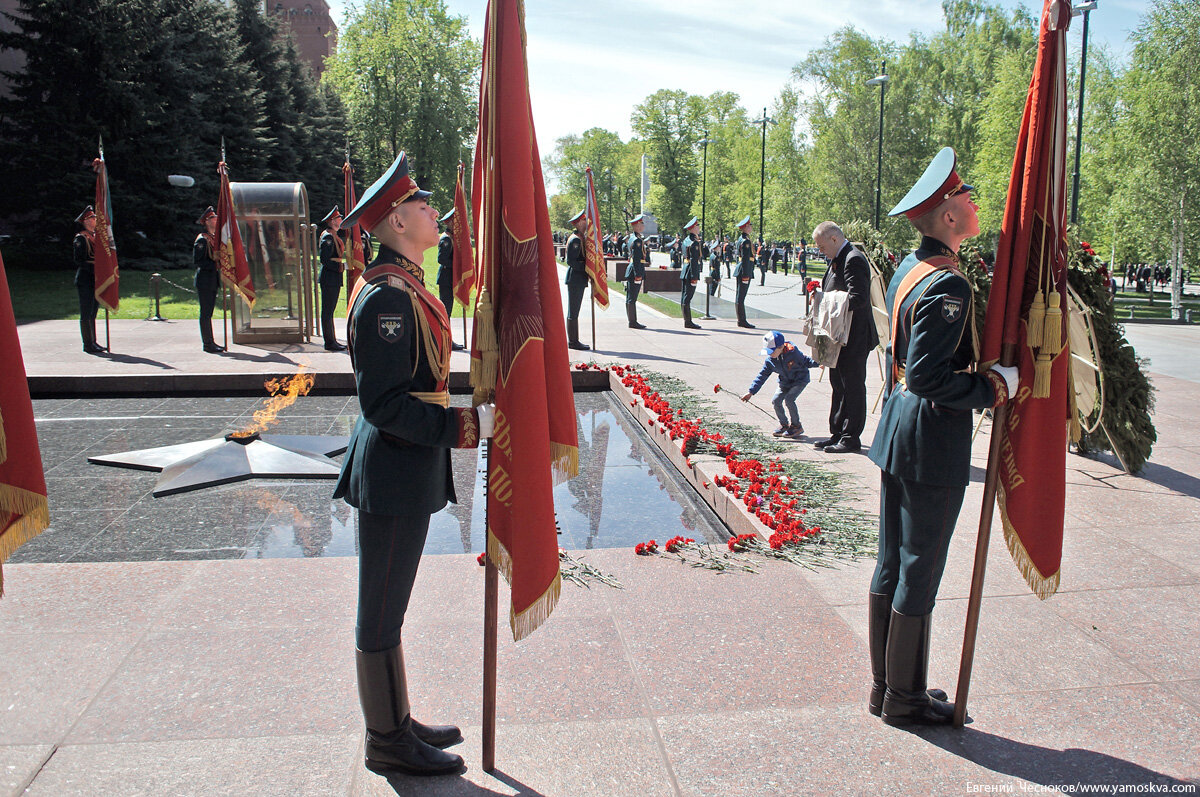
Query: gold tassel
1042 289 1062 354
1026 289 1045 348
1032 352 1053 398
471 288 499 404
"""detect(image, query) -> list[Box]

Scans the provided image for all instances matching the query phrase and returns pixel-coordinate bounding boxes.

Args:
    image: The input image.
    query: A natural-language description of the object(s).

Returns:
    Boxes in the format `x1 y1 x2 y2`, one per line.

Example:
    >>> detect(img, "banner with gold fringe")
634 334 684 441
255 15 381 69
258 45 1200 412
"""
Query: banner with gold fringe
92 155 120 312
450 163 476 307
342 155 368 295
216 161 256 309
470 0 578 641
0 248 50 597
979 0 1073 599
583 167 610 308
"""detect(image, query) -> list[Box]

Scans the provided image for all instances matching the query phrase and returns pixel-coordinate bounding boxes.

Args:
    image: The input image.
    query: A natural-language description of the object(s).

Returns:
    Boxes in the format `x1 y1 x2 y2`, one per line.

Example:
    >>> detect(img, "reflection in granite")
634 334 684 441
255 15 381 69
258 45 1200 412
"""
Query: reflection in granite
18 393 726 563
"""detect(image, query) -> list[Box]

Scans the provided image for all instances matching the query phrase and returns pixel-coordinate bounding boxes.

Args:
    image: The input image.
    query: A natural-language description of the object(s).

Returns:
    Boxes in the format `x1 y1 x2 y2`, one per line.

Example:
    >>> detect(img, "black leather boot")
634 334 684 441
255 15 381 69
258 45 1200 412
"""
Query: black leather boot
81 319 105 354
881 609 955 726
869 594 947 717
567 318 590 350
683 306 700 329
626 303 645 329
356 645 464 775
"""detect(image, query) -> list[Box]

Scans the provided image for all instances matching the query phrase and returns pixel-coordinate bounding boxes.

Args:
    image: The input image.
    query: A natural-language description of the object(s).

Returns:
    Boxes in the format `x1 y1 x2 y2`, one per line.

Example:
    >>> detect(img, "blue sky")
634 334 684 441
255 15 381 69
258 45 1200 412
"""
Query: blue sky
325 0 1149 170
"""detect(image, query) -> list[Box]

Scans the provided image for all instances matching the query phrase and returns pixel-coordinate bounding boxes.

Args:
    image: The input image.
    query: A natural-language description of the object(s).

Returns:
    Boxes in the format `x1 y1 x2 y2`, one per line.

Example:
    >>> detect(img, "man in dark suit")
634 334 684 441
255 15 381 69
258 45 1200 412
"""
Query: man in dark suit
318 206 348 351
812 221 878 453
734 216 756 328
680 217 703 330
624 213 650 329
866 147 1016 727
564 209 591 349
334 151 495 776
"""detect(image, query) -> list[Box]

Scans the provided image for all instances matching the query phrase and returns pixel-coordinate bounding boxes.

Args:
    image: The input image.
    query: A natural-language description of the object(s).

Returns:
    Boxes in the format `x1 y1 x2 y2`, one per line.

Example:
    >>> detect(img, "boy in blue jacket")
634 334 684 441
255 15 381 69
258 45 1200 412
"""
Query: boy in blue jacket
741 331 820 438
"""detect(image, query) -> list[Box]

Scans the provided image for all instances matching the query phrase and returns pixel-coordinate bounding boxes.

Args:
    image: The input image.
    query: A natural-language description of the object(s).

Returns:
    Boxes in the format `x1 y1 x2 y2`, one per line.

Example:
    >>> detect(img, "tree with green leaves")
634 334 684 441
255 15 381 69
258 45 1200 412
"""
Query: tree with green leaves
543 127 640 233
631 89 705 234
322 0 479 204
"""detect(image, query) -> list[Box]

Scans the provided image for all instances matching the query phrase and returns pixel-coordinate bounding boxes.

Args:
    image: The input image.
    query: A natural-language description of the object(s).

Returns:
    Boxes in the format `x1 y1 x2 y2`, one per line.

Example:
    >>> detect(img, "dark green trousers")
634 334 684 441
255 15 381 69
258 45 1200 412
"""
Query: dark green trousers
870 471 964 616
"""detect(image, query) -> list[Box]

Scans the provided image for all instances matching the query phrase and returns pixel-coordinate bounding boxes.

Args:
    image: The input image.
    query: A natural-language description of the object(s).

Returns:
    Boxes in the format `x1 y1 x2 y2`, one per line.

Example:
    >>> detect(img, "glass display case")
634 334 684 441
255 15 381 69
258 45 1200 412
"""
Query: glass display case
229 182 315 344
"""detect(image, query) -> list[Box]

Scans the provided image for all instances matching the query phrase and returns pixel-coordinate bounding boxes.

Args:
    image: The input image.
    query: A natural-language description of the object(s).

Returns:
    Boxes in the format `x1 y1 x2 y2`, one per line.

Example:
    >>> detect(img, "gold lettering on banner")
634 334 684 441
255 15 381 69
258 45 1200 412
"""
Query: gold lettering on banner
490 465 514 506
492 409 513 459
1000 435 1025 490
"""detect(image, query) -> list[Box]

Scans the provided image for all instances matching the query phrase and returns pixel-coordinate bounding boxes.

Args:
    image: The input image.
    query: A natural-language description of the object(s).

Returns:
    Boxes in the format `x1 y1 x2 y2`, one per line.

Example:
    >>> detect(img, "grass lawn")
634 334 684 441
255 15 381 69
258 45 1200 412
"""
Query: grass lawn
5 249 455 321
1112 288 1200 320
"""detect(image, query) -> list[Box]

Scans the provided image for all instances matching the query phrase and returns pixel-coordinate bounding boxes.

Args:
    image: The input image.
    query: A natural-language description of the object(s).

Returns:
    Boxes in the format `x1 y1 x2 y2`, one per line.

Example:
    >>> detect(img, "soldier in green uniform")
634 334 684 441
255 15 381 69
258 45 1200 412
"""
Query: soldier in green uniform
193 207 224 354
318 206 348 351
334 151 495 776
73 206 106 354
564 209 591 350
680 217 703 329
866 148 1017 727
435 209 465 350
707 237 722 297
624 213 650 329
734 215 756 328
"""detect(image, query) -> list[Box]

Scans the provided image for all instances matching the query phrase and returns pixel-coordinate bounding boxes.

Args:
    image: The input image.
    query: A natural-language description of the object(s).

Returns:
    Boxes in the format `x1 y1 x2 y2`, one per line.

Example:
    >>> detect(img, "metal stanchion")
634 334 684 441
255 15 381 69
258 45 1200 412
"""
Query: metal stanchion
148 273 166 321
285 271 296 320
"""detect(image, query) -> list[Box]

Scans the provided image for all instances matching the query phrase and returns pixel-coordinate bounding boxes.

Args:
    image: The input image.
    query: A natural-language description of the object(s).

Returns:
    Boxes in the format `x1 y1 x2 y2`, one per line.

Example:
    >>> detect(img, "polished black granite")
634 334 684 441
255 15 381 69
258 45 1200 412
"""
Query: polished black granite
15 393 727 563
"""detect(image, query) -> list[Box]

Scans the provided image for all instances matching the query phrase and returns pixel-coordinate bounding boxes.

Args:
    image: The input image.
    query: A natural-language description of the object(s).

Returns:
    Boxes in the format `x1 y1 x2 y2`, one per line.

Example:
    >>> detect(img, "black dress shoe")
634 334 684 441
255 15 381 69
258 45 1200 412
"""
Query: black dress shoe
411 717 463 749
684 322 702 329
812 438 837 450
83 343 107 354
451 342 466 351
737 321 756 328
203 344 225 354
324 341 347 352
824 440 861 453
628 322 647 329
568 340 591 350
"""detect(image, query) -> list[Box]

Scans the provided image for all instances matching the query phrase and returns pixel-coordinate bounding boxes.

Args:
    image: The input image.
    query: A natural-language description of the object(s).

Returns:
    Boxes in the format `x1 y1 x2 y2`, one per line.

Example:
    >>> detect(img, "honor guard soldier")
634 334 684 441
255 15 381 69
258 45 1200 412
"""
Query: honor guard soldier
333 151 495 777
708 238 722 296
434 210 464 350
680 216 703 329
866 148 1017 727
318 206 348 351
624 213 650 329
193 207 224 353
734 216 756 328
564 209 591 350
73 206 106 354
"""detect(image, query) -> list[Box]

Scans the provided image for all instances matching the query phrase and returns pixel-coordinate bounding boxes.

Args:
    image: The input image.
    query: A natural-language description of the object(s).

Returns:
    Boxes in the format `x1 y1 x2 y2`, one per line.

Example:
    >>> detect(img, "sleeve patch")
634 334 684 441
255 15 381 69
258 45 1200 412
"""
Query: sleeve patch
941 296 963 323
377 314 405 342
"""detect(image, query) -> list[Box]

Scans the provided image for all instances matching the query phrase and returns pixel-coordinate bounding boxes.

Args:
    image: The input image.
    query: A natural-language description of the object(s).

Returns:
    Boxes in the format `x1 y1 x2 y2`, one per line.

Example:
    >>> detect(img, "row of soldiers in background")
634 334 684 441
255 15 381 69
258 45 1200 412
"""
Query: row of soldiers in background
1126 262 1188 293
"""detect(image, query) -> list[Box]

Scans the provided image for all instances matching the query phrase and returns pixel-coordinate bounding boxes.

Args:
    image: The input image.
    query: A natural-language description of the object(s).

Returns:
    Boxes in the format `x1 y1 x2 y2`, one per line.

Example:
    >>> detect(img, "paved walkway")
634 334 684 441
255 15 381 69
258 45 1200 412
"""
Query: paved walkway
3 267 1198 795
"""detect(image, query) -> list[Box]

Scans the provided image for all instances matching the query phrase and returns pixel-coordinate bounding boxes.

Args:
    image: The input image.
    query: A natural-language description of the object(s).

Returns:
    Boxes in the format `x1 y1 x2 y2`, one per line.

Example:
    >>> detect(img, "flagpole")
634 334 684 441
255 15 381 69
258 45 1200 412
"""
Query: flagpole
953 343 1016 727
590 293 596 350
463 306 468 348
103 309 111 352
222 286 229 350
483 444 498 771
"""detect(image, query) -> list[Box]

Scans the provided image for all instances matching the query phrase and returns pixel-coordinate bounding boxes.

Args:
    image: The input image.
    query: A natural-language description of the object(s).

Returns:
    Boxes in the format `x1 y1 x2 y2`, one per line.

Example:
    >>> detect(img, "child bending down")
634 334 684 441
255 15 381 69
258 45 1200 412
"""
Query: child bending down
741 330 819 439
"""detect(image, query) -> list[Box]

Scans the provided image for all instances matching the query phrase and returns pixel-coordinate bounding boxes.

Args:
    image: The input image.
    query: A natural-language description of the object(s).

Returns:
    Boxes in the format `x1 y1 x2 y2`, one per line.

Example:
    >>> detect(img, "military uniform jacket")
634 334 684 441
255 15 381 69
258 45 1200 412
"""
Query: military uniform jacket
73 233 95 289
436 233 454 288
319 229 345 285
624 234 649 281
565 233 589 287
867 237 1001 488
333 245 481 516
735 234 755 279
193 233 218 272
682 235 702 281
822 241 879 357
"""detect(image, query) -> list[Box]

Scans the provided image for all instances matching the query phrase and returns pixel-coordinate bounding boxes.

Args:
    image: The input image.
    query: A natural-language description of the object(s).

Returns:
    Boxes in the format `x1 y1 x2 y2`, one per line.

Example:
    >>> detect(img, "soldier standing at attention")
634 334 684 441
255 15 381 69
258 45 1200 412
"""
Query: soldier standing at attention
624 213 650 329
680 216 703 330
334 151 495 776
193 207 224 354
564 209 591 350
708 237 722 296
73 206 105 354
866 147 1017 727
435 209 465 351
318 206 348 351
734 215 756 328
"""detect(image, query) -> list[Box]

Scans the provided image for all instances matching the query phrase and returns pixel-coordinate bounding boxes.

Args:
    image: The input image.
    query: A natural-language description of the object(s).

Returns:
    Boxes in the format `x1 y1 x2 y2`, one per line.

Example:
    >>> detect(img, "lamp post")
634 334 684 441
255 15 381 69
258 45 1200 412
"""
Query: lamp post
752 108 776 245
698 131 716 319
866 61 890 231
1070 1 1096 226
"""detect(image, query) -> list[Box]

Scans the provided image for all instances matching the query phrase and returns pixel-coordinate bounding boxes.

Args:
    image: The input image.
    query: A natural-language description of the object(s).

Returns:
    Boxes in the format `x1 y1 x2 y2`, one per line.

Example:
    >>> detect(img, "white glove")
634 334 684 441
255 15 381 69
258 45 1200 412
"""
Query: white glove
991 365 1018 396
476 403 496 439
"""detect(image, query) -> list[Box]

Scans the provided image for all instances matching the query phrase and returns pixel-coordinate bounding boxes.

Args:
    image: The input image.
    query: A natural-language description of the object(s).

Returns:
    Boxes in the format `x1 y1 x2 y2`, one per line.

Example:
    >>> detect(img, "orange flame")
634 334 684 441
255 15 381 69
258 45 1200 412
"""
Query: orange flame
235 367 315 437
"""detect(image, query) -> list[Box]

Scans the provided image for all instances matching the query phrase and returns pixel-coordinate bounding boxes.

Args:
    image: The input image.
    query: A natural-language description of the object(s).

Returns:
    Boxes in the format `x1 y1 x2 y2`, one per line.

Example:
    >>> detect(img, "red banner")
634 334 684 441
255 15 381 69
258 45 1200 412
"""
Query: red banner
216 161 256 309
471 0 578 641
0 249 49 597
980 0 1073 600
92 157 119 312
451 162 476 307
343 157 367 295
583 167 610 309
